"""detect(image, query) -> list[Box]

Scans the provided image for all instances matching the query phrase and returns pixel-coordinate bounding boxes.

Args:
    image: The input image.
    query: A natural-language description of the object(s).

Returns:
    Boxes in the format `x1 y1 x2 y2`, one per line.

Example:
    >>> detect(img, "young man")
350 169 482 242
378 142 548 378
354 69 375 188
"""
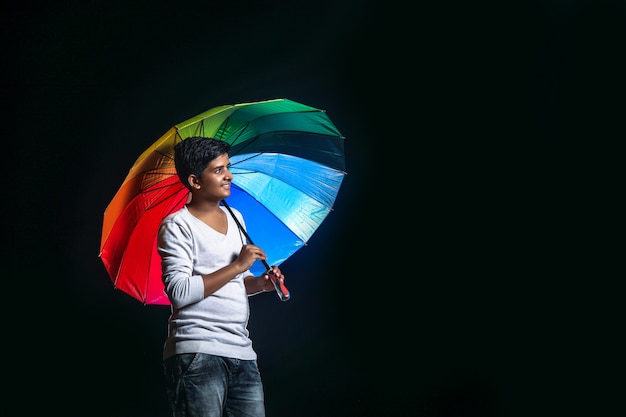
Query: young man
157 136 285 417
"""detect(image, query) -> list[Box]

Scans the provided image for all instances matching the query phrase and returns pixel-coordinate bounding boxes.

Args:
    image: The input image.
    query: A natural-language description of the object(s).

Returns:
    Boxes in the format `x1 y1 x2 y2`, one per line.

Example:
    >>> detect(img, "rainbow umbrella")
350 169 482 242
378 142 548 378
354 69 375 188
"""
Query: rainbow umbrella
99 98 346 305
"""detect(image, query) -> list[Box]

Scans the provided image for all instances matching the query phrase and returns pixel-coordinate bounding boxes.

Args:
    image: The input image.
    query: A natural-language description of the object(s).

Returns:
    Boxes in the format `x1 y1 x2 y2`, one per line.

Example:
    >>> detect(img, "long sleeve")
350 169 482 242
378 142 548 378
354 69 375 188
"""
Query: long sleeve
157 206 256 361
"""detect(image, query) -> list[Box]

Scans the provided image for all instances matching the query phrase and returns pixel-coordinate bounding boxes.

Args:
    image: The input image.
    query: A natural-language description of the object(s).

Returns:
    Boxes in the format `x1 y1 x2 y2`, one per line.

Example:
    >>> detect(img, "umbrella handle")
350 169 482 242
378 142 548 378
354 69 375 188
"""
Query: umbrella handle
222 200 290 301
267 268 290 301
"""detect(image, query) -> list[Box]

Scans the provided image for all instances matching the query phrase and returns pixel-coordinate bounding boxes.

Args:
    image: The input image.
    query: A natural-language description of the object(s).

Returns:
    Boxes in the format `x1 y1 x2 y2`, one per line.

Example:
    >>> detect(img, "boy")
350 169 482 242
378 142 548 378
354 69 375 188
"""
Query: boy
158 136 284 417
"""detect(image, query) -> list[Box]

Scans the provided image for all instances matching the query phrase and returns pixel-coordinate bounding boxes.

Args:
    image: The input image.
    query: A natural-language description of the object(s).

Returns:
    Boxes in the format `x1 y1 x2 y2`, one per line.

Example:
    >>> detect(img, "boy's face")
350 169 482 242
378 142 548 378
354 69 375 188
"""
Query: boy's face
192 153 232 201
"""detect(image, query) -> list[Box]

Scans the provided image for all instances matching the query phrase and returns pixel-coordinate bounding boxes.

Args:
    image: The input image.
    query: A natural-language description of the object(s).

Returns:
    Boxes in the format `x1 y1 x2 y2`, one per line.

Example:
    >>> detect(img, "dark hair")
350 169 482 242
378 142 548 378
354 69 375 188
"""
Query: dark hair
174 136 232 191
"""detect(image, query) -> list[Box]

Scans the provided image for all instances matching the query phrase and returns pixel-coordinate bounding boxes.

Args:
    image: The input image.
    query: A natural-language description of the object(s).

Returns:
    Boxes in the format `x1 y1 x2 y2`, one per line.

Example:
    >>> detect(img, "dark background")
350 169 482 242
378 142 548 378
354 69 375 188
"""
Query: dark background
3 1 624 416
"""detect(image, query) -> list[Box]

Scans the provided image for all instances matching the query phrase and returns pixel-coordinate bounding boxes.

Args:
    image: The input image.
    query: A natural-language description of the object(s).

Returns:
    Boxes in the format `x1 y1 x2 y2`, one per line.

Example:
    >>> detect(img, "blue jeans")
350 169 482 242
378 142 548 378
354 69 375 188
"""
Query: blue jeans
164 353 265 417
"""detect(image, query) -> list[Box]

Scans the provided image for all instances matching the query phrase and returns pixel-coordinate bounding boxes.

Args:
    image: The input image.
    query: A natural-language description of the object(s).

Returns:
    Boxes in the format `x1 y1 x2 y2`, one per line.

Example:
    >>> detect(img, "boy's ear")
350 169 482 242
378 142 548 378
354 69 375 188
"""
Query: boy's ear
188 174 201 189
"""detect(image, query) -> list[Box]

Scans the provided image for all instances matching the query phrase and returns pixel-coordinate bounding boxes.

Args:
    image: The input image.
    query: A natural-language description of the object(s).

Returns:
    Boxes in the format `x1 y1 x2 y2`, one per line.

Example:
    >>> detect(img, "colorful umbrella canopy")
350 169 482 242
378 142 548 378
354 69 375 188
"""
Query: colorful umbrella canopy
99 98 346 305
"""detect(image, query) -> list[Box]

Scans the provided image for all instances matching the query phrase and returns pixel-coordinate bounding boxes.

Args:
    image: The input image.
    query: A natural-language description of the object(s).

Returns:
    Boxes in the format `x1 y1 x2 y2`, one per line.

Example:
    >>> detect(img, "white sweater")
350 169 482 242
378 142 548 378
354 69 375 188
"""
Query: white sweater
157 205 256 360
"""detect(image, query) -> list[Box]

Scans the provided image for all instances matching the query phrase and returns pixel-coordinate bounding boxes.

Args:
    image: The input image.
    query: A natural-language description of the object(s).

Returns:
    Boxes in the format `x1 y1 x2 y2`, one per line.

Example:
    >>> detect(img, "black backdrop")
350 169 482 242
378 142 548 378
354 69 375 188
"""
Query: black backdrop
4 1 624 416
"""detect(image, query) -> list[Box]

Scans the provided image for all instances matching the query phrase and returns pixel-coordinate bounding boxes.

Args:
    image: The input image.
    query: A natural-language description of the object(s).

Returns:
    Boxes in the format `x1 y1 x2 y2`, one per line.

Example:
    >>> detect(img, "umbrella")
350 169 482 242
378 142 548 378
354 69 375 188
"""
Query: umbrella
99 98 346 305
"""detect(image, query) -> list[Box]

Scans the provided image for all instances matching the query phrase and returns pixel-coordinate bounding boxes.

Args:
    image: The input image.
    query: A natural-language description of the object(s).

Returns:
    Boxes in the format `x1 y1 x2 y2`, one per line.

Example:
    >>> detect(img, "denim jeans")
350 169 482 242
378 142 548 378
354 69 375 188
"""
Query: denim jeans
164 353 265 417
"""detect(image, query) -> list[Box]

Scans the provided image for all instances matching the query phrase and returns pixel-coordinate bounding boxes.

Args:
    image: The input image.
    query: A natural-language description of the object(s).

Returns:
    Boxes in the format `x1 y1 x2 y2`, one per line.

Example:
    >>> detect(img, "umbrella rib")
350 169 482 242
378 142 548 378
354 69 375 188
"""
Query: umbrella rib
230 152 263 167
155 149 175 161
141 184 187 211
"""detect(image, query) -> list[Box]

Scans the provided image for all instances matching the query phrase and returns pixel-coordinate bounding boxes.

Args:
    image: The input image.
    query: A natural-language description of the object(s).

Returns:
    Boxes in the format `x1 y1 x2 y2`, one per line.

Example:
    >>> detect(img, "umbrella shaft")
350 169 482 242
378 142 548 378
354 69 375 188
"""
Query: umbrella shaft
222 200 270 269
222 200 289 301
